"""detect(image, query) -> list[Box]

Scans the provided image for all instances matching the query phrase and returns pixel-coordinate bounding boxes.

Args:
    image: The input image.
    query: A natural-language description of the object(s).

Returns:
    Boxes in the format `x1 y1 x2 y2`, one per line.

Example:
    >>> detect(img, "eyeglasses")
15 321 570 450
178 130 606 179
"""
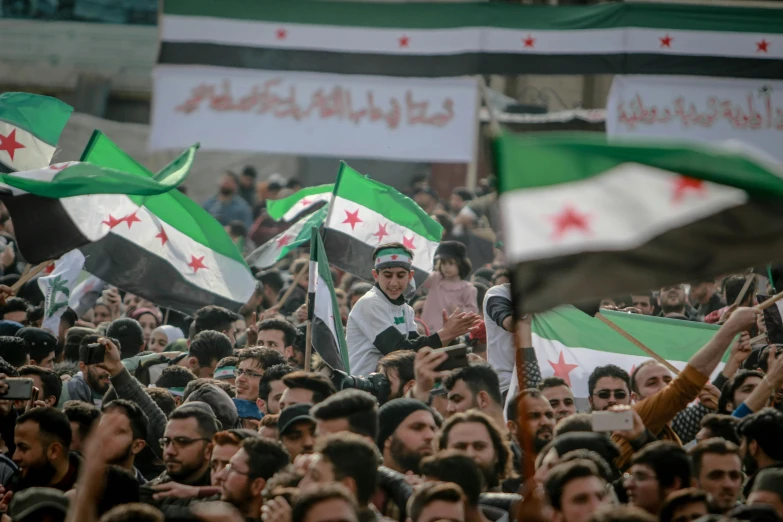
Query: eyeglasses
234 368 263 379
224 462 253 477
623 471 657 483
159 436 211 450
594 390 628 400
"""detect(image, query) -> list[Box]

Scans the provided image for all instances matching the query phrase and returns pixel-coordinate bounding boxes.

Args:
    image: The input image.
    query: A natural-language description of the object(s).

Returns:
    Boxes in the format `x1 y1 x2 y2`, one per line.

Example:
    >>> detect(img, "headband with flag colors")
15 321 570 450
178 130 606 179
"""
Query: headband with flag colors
494 132 783 313
374 248 412 270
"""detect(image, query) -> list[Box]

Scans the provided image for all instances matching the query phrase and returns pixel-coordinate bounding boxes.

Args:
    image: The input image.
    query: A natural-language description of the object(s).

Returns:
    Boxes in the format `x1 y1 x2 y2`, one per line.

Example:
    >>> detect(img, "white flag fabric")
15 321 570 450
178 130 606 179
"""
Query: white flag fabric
38 250 85 336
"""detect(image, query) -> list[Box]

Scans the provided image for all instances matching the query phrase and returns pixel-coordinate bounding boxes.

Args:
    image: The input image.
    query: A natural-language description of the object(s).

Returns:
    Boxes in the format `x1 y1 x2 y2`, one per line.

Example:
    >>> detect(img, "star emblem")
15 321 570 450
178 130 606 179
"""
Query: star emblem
155 227 169 246
276 234 292 248
124 211 141 228
522 35 535 48
49 162 72 171
0 129 25 162
757 38 770 53
372 223 390 243
276 28 287 40
188 255 208 273
672 176 705 203
548 351 579 387
299 198 312 207
402 235 416 250
342 209 362 231
102 214 124 229
659 33 673 48
549 206 591 240
391 255 399 260
399 35 410 48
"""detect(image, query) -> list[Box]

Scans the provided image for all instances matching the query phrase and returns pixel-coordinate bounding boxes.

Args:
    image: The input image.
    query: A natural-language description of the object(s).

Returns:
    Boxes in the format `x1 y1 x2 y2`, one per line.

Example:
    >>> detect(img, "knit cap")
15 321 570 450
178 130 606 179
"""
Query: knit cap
377 398 433 449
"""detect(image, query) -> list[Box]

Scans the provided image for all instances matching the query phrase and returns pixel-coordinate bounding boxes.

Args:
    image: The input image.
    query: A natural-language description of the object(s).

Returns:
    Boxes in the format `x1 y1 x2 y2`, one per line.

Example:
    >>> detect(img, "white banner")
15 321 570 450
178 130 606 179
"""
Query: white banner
150 66 478 163
607 75 783 164
38 250 85 337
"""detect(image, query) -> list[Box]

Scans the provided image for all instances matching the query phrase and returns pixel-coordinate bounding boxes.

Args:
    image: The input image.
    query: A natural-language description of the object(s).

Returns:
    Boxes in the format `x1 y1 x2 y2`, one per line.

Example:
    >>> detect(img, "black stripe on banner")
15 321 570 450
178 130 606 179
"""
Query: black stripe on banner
321 228 429 287
159 42 783 79
0 161 13 174
312 316 346 372
81 234 245 316
510 200 783 314
0 194 92 264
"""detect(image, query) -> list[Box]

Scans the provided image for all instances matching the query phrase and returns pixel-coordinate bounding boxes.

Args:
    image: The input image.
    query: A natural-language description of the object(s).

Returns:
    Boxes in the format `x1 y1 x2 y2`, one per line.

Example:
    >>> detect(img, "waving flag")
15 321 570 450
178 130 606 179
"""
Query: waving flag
246 205 328 270
267 184 332 222
38 250 85 335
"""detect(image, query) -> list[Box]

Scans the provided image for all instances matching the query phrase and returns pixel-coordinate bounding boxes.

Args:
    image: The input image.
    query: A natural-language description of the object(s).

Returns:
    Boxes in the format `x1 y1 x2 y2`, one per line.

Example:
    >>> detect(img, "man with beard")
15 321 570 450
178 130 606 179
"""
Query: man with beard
538 377 577 422
377 398 437 476
311 389 379 443
234 347 286 403
65 335 112 406
738 407 783 498
215 437 289 520
505 389 554 457
658 284 699 320
10 407 79 492
18 365 61 408
624 441 692 516
258 364 294 415
689 438 743 514
443 363 505 430
100 399 149 483
278 403 317 461
376 350 416 401
421 450 492 522
202 172 253 228
439 411 513 491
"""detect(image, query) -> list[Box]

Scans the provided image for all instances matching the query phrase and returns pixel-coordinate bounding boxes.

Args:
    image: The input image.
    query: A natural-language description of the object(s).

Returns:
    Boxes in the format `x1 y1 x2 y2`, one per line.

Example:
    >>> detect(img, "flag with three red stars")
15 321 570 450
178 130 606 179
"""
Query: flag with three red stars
245 205 328 270
322 162 442 285
495 132 783 313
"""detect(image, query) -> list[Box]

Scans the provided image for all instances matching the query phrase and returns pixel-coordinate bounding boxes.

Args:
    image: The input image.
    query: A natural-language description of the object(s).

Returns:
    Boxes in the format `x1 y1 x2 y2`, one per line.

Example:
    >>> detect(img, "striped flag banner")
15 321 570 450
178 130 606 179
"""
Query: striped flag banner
159 0 783 79
246 205 328 270
267 184 333 222
494 132 783 313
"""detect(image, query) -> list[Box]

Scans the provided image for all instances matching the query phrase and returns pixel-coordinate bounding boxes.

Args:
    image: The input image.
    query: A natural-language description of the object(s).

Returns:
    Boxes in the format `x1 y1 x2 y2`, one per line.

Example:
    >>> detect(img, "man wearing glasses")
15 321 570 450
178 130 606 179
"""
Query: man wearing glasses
234 347 286 402
587 365 632 412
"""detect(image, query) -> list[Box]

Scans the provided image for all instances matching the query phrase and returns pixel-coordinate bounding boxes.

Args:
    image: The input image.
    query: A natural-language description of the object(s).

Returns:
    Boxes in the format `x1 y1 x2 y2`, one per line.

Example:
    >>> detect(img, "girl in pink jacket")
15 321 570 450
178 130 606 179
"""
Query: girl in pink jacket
421 241 478 332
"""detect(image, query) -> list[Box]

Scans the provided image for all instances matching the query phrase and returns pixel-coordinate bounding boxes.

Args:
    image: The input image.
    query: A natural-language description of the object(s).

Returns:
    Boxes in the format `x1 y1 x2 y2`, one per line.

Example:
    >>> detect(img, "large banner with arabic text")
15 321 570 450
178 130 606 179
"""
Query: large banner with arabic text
150 66 478 163
607 75 783 164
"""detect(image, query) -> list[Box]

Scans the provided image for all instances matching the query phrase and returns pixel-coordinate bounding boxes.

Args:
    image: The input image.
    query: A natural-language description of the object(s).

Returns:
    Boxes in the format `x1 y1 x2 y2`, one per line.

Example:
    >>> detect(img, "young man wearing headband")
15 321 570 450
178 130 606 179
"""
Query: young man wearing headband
346 242 479 376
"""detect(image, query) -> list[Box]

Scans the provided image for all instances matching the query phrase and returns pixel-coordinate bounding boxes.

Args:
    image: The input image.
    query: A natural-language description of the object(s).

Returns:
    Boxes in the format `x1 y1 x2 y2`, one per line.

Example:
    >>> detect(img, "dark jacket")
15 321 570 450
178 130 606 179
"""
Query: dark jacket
140 466 213 517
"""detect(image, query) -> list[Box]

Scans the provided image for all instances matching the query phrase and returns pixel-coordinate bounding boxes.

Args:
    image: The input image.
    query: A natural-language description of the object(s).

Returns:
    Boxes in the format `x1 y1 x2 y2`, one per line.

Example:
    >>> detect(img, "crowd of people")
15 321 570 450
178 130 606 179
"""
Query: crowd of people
0 171 779 522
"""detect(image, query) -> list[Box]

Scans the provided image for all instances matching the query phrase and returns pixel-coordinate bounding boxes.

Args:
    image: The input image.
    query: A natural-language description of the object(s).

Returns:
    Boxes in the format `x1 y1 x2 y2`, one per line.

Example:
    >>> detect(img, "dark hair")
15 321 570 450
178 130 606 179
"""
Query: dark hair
407 482 464 522
99 465 141 516
98 503 163 522
292 484 359 522
238 346 287 370
559 449 616 483
258 270 285 294
169 405 220 439
215 356 238 369
538 376 571 392
738 408 783 461
349 283 373 301
311 389 379 440
61 308 78 331
439 411 512 484
1 297 28 319
103 399 150 442
0 336 28 367
554 413 594 438
491 269 510 285
282 371 336 404
473 282 488 314
106 319 145 358
189 330 234 369
443 362 502 406
16 406 72 449
259 364 296 403
688 437 740 477
25 305 43 326
64 400 101 442
420 450 485 507
156 365 197 389
587 506 657 522
146 388 177 417
438 257 472 281
587 365 631 397
505 388 545 423
63 327 98 363
182 378 236 400
18 365 62 404
630 441 692 490
0 357 18 377
260 414 279 429
724 275 756 306
758 345 783 373
372 242 414 262
719 370 764 413
242 437 290 480
256 319 299 348
698 414 740 445
192 306 240 338
545 459 604 511
630 360 667 394
376 351 415 389
228 220 247 238
317 433 381 505
659 488 709 522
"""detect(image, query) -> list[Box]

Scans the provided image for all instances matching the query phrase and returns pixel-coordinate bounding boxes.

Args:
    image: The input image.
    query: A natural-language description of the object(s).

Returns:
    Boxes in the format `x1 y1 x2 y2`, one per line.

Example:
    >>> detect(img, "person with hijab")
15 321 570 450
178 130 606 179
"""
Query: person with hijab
148 325 185 353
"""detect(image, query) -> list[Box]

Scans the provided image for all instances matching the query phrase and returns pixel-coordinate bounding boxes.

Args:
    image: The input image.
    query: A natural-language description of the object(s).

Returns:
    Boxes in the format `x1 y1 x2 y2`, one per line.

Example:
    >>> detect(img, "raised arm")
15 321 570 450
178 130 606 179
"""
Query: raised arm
688 308 760 377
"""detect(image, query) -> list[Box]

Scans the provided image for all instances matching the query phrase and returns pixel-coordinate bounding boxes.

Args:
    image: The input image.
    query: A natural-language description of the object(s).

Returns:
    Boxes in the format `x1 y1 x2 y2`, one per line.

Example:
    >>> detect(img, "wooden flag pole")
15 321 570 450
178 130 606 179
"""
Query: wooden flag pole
276 262 309 312
10 260 52 294
718 271 755 325
596 312 680 375
304 313 313 372
756 290 783 310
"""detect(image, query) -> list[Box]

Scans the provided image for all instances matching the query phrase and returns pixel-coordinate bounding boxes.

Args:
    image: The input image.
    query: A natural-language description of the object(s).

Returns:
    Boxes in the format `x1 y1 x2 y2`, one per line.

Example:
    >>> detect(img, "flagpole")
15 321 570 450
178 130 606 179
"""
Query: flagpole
595 312 680 375
277 262 309 312
304 310 313 372
10 260 52 294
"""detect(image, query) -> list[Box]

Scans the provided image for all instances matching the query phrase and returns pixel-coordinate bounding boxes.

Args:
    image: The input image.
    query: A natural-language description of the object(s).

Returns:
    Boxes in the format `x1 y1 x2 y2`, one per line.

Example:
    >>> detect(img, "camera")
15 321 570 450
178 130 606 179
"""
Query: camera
330 369 391 405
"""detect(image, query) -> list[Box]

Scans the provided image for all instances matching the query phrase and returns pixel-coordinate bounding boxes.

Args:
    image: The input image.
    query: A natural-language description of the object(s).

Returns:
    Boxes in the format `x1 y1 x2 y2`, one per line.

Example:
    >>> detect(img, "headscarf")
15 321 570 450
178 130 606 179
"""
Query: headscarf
158 325 185 344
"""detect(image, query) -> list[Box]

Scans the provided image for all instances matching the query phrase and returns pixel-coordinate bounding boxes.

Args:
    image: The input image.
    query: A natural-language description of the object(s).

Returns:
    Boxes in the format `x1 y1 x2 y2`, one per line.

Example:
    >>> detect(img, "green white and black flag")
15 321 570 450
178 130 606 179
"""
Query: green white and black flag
38 250 84 336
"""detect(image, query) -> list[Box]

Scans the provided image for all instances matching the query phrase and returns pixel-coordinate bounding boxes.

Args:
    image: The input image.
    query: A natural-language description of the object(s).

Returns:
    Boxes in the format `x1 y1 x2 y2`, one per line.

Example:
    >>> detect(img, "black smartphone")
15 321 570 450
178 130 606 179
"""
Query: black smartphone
84 343 105 366
433 344 469 372
0 378 34 401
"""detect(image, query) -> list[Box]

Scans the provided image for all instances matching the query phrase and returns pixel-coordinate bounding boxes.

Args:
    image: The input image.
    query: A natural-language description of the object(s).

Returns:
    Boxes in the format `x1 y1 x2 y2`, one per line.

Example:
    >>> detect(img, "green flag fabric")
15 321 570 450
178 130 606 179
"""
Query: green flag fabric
245 205 329 270
267 184 333 221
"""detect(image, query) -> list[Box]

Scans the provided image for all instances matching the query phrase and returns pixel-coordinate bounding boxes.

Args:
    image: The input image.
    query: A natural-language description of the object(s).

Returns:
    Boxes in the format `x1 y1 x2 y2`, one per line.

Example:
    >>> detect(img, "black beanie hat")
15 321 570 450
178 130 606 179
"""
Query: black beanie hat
377 398 433 449
434 241 467 261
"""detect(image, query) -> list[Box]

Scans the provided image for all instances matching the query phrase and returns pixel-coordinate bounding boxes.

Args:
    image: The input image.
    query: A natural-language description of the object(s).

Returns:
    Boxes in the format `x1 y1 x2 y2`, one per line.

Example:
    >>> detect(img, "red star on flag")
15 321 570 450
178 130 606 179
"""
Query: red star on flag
49 162 72 171
402 235 416 250
155 227 169 246
522 35 536 48
372 223 390 243
0 129 25 162
300 198 312 207
391 254 399 260
672 176 705 203
342 209 362 230
188 255 207 273
124 211 141 228
399 35 410 48
550 206 591 240
44 262 55 275
276 234 292 248
276 28 287 40
757 38 770 53
659 33 673 48
548 351 579 387
102 214 124 229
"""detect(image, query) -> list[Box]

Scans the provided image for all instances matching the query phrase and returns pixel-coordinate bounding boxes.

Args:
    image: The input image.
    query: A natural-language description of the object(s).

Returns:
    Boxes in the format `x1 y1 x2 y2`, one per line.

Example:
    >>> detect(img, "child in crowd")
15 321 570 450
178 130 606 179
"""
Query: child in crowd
421 241 478 332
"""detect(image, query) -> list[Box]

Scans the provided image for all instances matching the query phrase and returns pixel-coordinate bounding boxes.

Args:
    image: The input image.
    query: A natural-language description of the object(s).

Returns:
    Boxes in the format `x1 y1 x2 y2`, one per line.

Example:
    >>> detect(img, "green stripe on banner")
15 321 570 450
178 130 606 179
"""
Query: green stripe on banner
164 0 783 34
494 133 783 198
334 162 442 241
0 93 72 147
267 184 333 220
